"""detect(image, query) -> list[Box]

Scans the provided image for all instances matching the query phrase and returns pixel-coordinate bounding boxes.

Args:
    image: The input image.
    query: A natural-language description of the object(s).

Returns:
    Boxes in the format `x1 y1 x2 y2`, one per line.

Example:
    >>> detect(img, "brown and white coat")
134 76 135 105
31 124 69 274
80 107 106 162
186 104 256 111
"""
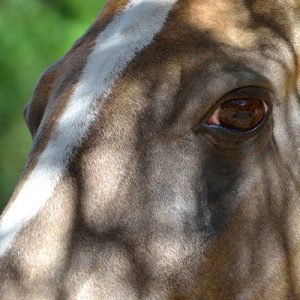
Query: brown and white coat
1 0 300 299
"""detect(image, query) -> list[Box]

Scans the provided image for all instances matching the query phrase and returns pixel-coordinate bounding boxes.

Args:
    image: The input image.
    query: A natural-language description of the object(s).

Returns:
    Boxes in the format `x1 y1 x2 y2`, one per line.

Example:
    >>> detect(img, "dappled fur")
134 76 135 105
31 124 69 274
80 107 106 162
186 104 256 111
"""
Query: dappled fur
1 0 300 299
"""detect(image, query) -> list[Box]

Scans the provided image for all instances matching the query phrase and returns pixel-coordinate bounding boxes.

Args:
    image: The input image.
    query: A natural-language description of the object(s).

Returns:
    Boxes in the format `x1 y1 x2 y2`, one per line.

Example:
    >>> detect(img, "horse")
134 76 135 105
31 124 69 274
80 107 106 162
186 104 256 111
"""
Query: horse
1 0 300 298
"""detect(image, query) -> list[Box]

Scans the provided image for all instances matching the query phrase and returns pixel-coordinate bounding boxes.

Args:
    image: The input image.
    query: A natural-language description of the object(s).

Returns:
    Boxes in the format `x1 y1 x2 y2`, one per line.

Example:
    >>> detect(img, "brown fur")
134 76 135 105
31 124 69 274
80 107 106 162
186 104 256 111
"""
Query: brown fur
1 0 300 299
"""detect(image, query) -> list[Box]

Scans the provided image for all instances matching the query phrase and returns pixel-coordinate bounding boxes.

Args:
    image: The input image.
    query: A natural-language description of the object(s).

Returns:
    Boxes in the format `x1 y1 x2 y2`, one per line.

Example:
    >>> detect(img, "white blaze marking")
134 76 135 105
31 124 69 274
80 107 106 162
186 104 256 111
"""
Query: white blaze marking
0 0 177 256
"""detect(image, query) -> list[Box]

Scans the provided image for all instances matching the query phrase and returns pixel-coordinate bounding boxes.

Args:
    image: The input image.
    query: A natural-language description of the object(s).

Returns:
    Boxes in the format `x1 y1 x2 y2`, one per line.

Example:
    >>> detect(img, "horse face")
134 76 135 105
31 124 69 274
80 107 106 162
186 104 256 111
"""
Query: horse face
2 0 300 298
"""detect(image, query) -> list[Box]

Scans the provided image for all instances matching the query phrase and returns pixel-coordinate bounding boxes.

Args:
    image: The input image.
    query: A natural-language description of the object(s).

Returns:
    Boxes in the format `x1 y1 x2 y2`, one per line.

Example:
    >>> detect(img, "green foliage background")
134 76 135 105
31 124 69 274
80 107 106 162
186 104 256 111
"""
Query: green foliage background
0 0 106 211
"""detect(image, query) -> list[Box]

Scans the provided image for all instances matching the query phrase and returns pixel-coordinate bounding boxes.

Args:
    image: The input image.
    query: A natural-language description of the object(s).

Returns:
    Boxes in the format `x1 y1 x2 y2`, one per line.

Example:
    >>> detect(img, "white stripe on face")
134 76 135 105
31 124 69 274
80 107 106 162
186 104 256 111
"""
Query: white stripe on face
0 0 177 256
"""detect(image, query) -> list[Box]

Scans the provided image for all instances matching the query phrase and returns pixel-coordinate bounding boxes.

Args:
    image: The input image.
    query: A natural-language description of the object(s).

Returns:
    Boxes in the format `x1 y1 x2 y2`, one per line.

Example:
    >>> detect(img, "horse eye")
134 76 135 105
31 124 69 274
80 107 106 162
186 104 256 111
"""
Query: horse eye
206 99 268 132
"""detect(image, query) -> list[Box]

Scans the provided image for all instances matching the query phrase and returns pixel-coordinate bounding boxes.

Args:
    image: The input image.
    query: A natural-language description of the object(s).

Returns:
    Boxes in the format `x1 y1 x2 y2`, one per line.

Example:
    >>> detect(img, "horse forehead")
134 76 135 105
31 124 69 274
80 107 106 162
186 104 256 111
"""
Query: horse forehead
48 0 297 74
175 0 297 47
185 0 293 25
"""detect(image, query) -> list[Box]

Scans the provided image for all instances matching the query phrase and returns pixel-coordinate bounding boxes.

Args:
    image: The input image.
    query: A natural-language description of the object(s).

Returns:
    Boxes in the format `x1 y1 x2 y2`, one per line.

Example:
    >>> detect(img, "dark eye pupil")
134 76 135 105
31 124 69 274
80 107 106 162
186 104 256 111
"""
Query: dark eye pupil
219 99 265 131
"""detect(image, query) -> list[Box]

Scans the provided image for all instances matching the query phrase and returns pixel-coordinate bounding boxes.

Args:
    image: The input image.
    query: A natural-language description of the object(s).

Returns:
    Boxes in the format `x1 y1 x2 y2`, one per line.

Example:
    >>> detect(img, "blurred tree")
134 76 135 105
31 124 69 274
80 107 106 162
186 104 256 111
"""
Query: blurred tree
0 0 106 211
